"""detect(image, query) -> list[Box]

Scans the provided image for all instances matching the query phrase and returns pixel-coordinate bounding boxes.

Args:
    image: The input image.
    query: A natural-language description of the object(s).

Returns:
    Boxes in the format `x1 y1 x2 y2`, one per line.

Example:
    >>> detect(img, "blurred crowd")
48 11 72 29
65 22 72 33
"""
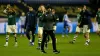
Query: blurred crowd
0 4 92 18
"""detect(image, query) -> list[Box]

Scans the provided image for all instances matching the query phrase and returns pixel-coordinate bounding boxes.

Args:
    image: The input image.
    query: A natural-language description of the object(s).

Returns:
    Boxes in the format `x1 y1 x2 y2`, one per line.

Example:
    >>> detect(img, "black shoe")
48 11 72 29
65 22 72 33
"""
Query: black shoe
45 43 48 49
29 42 34 46
53 50 60 54
87 41 90 45
37 47 41 50
69 41 75 44
41 50 47 53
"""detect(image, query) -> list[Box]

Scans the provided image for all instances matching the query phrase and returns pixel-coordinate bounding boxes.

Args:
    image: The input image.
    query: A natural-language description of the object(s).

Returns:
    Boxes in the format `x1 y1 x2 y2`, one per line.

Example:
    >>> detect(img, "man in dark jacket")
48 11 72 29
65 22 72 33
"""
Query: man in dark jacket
79 5 92 45
25 7 37 46
41 8 60 54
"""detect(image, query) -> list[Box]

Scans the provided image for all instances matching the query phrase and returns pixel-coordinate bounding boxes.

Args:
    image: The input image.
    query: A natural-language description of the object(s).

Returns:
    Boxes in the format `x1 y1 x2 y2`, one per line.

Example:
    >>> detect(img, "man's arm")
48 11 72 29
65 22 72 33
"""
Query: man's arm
34 12 37 27
64 15 71 22
24 13 28 29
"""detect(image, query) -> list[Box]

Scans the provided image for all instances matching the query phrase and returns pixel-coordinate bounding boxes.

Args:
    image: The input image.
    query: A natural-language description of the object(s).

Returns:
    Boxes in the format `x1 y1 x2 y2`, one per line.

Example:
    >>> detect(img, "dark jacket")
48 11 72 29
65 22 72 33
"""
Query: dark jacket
25 11 37 28
42 12 56 30
79 10 92 29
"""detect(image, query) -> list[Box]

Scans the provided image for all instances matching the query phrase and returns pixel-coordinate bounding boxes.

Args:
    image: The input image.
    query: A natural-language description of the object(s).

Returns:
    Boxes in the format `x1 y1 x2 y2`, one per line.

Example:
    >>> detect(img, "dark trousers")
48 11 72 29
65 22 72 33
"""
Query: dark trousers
26 26 36 42
41 30 57 51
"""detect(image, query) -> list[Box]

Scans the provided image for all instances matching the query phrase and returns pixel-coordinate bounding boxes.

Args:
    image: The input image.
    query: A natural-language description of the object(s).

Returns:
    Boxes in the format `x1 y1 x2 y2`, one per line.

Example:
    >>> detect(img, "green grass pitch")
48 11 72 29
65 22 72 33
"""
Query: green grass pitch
0 33 100 56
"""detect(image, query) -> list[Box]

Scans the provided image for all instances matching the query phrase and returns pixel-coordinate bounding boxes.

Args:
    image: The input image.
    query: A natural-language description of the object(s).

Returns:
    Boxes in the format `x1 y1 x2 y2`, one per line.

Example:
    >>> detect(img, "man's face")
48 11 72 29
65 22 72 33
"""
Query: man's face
7 4 11 8
78 8 82 12
83 5 87 10
48 8 51 12
29 7 33 11
8 8 13 12
41 5 45 11
22 12 25 16
52 9 55 14
98 8 100 11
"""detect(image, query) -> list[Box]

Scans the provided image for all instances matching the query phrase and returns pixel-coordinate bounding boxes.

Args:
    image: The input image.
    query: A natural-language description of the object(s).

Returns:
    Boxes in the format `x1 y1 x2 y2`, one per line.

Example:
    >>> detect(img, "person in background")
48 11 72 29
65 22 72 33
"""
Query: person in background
25 7 37 46
62 11 71 37
37 5 47 49
4 4 18 47
96 8 100 36
69 8 82 44
41 7 60 54
48 9 59 43
79 5 92 45
20 12 26 37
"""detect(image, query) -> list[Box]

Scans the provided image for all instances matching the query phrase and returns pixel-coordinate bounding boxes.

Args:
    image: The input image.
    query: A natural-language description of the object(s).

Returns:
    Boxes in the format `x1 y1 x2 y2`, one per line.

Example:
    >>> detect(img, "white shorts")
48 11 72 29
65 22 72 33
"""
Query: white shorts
97 24 100 31
6 25 17 33
38 27 43 35
76 26 80 32
53 26 56 31
83 25 90 33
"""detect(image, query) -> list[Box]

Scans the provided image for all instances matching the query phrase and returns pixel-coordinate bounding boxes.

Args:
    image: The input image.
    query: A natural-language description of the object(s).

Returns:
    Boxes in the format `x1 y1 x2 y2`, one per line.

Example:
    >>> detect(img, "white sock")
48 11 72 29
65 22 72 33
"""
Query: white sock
29 39 31 42
74 35 78 38
6 35 9 41
32 42 34 45
88 39 90 42
15 42 17 44
73 35 77 41
6 42 8 45
38 38 42 43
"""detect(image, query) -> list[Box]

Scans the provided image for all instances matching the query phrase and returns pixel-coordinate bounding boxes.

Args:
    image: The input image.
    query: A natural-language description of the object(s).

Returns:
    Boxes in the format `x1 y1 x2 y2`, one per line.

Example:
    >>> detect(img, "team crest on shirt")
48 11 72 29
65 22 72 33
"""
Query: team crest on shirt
9 15 13 18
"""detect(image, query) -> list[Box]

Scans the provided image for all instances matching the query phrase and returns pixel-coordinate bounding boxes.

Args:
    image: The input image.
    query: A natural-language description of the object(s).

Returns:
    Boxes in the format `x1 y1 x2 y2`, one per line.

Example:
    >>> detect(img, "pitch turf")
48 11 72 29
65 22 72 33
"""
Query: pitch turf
0 33 100 56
